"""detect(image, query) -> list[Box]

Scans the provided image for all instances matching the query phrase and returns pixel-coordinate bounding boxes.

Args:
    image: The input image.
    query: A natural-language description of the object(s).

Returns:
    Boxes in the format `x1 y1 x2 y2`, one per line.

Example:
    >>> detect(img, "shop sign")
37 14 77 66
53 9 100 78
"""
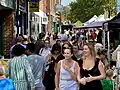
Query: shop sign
0 0 14 9
19 0 27 12
29 0 39 12
117 0 120 14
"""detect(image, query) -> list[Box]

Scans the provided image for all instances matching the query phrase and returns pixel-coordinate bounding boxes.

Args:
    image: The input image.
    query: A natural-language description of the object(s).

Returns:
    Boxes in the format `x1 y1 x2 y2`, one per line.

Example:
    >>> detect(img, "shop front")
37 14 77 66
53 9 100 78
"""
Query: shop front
0 0 14 58
15 0 28 36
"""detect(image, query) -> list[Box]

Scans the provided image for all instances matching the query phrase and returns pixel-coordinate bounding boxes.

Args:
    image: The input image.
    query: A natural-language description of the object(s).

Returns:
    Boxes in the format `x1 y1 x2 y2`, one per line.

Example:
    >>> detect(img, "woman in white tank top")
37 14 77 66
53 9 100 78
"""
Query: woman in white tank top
55 48 80 90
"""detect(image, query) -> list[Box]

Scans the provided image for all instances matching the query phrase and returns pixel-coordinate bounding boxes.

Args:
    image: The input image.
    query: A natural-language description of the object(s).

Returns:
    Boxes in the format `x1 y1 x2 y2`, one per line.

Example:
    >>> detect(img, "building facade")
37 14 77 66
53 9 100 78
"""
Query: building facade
27 0 60 40
0 0 14 58
15 0 28 36
0 0 28 58
39 0 60 33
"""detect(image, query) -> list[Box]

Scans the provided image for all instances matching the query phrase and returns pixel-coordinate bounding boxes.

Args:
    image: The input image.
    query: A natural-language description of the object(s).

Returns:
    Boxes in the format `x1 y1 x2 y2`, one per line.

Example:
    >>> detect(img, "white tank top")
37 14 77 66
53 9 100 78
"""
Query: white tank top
60 60 75 80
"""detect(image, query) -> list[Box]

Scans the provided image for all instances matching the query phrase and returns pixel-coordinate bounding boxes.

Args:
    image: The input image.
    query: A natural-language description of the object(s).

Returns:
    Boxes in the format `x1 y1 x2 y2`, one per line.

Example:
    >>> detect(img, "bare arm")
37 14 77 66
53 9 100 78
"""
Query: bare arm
55 61 61 89
77 65 81 83
45 54 53 66
90 61 105 81
77 65 86 85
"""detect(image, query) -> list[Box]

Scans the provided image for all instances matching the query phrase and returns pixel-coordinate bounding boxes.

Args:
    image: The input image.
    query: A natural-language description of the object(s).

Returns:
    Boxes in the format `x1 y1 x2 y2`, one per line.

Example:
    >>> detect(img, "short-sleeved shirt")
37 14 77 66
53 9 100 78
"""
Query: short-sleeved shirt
27 54 46 88
39 48 51 60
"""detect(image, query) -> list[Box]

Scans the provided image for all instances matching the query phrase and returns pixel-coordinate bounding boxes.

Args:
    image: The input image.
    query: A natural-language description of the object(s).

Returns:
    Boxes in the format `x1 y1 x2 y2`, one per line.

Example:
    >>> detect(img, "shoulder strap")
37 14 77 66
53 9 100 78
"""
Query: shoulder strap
39 48 44 55
95 59 100 66
40 48 44 54
79 58 83 68
60 60 63 69
72 61 76 70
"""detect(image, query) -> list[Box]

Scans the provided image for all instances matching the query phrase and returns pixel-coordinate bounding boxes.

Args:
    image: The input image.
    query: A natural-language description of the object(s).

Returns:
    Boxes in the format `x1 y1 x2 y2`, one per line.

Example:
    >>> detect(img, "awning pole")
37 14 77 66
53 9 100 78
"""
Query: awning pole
107 31 110 61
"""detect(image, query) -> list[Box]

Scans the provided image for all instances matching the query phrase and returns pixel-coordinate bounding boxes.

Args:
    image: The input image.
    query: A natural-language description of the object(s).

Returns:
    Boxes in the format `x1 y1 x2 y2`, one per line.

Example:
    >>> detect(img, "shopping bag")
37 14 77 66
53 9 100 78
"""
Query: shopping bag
0 78 15 90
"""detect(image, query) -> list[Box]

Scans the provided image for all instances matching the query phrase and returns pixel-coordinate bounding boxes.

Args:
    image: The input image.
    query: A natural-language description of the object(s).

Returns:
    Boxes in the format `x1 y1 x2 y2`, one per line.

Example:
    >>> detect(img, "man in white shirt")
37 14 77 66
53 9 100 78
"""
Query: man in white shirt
39 40 51 60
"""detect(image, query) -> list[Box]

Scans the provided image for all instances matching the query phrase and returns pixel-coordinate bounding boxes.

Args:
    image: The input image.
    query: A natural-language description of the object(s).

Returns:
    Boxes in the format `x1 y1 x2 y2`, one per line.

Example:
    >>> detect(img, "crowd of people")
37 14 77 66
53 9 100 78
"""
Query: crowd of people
0 31 118 90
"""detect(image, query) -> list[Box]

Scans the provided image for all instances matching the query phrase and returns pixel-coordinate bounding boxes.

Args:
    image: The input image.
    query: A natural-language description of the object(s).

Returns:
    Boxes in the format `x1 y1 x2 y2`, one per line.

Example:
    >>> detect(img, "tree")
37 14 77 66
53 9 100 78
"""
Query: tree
68 0 116 23
102 0 116 17
62 6 71 21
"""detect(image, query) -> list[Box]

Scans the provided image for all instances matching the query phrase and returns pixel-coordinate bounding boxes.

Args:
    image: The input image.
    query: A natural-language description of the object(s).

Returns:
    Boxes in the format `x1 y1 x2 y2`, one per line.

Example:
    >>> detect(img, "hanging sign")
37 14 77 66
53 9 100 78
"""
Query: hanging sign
29 0 39 12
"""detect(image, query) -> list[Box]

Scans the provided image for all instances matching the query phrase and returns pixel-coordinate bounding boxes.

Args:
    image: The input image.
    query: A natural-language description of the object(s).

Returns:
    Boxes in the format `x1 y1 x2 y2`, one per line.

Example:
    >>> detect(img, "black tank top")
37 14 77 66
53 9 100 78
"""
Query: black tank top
79 59 103 90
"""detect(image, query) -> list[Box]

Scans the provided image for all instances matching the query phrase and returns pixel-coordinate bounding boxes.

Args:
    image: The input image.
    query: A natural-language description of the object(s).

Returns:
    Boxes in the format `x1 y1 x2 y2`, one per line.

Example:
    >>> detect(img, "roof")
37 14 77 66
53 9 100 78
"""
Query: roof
75 15 110 29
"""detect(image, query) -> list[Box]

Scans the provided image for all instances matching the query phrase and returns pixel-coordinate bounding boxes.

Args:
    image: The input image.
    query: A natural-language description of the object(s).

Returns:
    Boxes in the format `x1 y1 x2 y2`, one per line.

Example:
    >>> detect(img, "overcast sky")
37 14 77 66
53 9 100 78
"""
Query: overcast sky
61 0 76 6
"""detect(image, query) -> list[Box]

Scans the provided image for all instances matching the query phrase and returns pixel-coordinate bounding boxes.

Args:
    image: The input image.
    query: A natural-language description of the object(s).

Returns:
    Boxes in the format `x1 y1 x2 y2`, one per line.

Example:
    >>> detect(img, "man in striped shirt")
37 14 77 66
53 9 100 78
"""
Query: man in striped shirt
26 43 46 90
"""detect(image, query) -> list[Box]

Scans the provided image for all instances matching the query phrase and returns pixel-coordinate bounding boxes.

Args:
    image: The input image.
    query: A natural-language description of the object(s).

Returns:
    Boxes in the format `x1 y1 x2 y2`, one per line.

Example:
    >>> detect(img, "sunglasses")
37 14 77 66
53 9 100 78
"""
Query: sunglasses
63 47 71 49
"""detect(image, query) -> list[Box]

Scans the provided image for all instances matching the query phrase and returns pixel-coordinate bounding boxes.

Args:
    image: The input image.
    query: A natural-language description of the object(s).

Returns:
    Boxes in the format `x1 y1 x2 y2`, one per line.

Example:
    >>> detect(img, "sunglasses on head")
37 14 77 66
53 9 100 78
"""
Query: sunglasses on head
63 47 71 49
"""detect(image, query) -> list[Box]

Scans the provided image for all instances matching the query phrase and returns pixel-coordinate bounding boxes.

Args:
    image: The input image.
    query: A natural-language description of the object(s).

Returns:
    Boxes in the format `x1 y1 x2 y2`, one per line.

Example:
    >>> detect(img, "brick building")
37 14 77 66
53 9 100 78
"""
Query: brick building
0 0 15 58
0 0 28 58
39 0 60 32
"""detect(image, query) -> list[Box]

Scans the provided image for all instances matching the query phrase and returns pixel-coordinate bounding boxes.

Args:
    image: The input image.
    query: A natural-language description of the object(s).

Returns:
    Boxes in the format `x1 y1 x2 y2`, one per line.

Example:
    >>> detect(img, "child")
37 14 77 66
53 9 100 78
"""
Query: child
102 69 116 90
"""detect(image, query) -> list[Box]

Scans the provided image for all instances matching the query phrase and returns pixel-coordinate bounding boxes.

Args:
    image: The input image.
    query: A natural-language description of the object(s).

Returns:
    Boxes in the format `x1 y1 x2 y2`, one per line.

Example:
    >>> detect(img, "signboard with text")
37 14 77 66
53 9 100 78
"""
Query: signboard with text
19 0 27 12
0 0 14 9
117 0 120 13
29 0 39 12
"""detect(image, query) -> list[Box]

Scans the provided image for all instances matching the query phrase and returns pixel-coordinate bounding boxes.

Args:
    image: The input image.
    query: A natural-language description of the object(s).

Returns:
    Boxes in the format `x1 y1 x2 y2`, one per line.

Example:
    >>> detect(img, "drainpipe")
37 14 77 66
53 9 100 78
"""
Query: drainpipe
28 2 30 37
16 0 19 37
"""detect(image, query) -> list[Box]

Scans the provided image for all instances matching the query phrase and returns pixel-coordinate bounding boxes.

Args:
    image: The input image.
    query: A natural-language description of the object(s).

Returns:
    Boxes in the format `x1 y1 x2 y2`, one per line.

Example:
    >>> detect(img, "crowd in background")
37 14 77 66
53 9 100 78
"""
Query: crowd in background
0 29 118 90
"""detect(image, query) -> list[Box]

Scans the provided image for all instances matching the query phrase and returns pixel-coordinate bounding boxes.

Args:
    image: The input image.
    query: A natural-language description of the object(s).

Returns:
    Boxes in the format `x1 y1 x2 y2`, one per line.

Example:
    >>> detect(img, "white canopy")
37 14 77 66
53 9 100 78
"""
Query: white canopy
78 15 111 29
34 10 48 24
84 15 98 25
34 10 48 18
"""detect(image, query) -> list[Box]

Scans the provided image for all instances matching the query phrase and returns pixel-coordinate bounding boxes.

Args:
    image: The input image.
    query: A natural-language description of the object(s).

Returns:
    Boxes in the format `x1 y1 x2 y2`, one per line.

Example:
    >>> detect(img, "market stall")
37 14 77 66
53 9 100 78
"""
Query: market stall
103 13 120 60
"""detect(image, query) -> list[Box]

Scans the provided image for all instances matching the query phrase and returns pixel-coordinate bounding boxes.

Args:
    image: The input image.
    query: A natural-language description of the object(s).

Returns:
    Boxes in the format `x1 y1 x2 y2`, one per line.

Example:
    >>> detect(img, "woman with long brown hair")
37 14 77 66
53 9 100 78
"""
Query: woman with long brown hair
77 43 105 90
55 48 79 90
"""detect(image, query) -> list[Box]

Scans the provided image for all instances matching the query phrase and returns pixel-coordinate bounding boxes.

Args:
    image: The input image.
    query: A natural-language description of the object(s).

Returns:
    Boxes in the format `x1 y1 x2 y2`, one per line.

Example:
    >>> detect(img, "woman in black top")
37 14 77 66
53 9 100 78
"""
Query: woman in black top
43 43 63 90
77 43 105 90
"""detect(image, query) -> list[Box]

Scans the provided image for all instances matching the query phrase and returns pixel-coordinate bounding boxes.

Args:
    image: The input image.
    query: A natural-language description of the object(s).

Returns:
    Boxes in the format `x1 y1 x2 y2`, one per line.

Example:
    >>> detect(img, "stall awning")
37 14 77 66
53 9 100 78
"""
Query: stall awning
75 15 110 29
103 13 120 30
34 10 48 24
34 10 47 18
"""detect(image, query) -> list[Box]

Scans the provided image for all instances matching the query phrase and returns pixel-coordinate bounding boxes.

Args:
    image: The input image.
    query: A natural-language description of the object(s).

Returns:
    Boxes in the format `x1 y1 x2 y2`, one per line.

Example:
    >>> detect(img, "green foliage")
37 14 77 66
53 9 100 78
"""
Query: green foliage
102 0 116 16
62 6 71 20
68 0 116 23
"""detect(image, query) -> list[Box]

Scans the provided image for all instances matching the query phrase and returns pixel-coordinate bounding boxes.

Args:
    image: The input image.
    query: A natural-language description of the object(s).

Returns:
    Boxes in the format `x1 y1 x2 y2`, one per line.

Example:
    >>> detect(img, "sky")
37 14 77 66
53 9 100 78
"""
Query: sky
61 0 76 6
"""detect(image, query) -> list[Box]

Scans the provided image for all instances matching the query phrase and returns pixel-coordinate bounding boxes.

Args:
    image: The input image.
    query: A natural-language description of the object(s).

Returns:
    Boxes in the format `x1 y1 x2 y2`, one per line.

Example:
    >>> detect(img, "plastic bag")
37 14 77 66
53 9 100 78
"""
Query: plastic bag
0 78 15 90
